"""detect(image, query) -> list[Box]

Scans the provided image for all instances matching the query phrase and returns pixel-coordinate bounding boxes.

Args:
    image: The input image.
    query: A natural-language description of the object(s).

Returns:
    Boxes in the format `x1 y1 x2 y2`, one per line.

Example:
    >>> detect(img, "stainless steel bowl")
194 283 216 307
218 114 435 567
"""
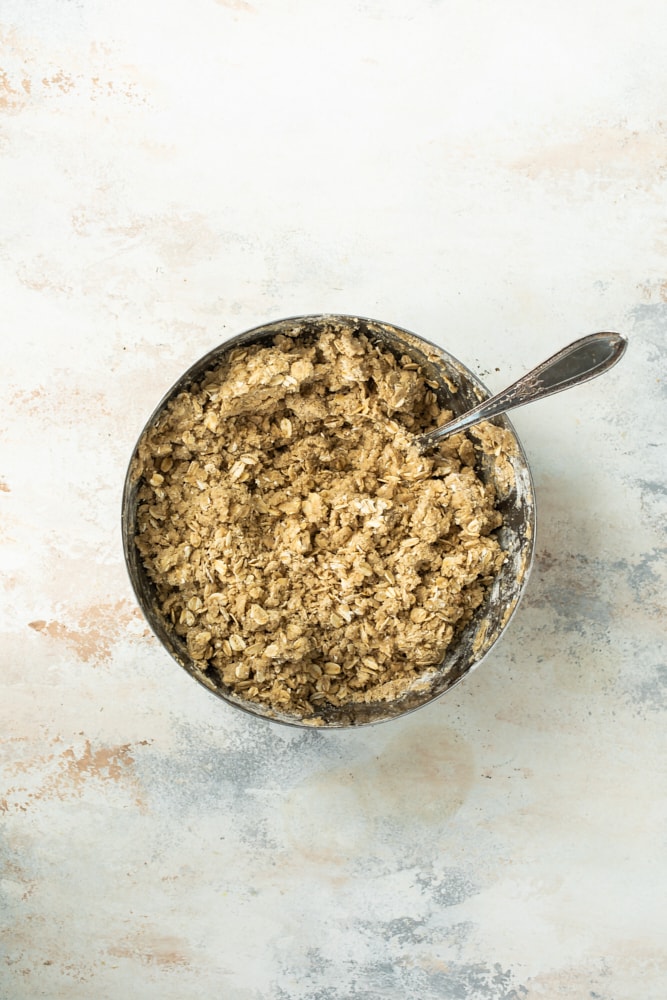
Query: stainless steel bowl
122 314 536 728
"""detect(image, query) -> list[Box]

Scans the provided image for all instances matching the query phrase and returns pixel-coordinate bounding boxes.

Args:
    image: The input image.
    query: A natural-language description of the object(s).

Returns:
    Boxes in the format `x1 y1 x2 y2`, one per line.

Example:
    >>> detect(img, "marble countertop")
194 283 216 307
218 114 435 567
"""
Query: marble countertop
2 2 666 998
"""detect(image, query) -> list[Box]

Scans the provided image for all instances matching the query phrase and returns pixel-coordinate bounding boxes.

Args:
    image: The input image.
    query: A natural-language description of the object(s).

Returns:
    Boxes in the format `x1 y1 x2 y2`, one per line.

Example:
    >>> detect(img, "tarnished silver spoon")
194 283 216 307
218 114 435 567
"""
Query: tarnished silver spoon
417 331 627 450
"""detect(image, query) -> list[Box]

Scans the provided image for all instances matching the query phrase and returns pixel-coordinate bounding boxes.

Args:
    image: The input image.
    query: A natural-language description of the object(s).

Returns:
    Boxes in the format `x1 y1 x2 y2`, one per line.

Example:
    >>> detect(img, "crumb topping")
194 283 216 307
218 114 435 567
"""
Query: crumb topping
134 323 506 717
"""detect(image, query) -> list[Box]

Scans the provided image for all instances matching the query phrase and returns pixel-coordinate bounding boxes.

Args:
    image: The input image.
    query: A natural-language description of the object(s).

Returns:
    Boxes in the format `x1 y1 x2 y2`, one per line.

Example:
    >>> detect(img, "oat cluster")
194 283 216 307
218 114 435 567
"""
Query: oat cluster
134 323 506 718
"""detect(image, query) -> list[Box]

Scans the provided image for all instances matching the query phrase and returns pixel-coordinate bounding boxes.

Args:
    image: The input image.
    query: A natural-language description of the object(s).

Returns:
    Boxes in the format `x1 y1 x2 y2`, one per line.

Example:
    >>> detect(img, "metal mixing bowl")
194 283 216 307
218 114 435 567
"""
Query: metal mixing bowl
122 314 536 728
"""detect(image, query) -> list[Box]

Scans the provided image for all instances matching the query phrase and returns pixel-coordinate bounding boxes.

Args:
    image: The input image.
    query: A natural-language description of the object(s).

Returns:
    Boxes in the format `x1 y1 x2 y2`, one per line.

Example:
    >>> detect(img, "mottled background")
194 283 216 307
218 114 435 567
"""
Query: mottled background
1 1 666 998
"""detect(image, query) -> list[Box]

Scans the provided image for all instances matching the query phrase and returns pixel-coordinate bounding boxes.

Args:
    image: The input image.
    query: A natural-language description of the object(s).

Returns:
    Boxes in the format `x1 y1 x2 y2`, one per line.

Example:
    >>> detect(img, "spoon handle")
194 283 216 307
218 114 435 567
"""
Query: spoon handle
417 331 627 450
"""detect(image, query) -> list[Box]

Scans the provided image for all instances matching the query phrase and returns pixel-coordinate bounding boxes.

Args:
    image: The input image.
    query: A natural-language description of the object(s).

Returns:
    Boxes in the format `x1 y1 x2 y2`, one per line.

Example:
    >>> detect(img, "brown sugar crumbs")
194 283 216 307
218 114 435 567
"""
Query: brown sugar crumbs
134 323 506 718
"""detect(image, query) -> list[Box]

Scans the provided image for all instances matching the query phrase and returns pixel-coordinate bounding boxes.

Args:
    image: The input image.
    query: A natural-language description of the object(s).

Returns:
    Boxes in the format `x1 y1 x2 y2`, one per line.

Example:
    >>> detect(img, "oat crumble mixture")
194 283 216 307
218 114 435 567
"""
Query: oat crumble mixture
134 323 507 718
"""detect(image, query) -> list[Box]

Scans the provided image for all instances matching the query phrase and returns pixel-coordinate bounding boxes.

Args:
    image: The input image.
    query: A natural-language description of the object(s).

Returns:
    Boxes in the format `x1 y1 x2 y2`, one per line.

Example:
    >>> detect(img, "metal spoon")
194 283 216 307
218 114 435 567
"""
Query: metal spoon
416 331 627 450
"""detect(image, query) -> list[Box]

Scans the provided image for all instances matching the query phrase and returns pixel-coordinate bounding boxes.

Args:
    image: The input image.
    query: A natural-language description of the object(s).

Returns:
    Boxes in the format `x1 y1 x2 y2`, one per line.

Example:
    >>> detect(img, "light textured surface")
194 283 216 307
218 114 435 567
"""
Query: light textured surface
1 2 666 998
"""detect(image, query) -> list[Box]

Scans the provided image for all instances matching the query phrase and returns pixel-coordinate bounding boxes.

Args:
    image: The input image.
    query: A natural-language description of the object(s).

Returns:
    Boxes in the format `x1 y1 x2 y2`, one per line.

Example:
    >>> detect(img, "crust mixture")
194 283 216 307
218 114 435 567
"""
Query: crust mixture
134 324 506 717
